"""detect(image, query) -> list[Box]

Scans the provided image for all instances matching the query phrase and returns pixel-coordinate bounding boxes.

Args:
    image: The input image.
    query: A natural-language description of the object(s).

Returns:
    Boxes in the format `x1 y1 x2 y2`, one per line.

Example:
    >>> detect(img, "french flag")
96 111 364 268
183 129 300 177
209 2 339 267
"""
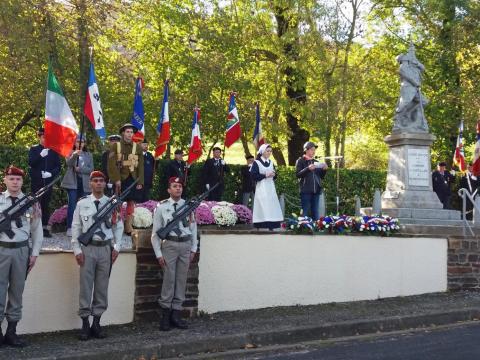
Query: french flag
131 77 145 142
252 102 265 149
187 106 202 164
155 80 170 158
83 62 105 139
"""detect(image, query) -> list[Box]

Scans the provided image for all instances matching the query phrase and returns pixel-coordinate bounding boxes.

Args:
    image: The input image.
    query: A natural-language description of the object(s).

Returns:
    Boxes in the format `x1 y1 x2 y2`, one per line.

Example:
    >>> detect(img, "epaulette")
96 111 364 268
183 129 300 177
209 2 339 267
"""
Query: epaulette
77 195 89 202
158 199 169 204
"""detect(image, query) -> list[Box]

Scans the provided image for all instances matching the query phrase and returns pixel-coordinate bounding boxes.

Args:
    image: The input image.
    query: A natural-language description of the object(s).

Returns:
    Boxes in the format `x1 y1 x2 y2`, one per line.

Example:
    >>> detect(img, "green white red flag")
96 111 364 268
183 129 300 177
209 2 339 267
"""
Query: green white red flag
224 93 241 148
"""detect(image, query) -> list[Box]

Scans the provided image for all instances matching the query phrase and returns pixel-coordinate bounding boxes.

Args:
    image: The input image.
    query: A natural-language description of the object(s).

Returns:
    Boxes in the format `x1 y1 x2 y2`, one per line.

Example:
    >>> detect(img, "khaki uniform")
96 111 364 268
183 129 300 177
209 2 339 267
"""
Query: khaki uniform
71 194 124 318
107 140 144 185
0 191 43 323
151 198 198 310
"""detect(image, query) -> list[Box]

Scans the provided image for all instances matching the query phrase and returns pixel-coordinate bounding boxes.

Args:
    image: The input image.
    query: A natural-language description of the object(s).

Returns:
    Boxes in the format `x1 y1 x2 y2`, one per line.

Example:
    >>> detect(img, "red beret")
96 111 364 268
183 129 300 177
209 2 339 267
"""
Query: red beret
89 171 106 180
5 165 25 178
168 177 184 186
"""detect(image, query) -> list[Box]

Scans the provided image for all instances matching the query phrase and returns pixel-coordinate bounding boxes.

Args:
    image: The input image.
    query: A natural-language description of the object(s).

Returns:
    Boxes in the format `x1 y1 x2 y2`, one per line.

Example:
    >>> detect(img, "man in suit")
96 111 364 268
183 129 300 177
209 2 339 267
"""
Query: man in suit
28 128 61 237
432 161 456 209
201 147 229 201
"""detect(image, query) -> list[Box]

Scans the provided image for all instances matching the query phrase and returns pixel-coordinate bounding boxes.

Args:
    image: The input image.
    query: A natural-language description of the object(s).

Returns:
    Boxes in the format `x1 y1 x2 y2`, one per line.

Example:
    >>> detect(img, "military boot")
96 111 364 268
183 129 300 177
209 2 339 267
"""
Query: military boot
170 309 188 329
91 316 106 339
79 317 90 341
159 307 171 331
4 322 26 347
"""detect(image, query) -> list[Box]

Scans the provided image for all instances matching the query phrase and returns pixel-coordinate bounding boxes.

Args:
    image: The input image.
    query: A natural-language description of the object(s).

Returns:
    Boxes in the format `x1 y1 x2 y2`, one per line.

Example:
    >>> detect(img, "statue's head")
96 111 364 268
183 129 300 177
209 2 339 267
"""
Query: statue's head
396 43 417 63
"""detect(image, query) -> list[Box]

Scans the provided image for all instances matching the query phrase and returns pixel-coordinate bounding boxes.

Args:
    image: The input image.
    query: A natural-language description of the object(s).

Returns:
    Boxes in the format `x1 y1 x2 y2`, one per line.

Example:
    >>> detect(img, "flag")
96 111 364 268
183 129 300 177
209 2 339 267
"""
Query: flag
252 102 265 149
187 106 202 164
131 77 145 142
472 120 480 176
453 120 466 172
44 63 78 157
155 80 170 158
224 93 241 148
83 61 105 139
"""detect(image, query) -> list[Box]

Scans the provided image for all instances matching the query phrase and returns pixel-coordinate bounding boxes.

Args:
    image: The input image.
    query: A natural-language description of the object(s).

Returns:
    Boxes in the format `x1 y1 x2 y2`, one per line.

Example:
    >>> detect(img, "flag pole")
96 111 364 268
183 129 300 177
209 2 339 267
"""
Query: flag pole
77 46 93 166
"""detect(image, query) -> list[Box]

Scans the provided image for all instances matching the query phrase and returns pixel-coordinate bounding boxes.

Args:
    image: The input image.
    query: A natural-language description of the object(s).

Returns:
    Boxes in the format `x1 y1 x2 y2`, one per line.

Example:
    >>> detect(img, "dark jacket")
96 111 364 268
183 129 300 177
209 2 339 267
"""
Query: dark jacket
28 144 61 191
143 151 155 187
459 173 479 195
241 165 255 193
250 159 277 182
295 156 326 194
201 158 229 189
432 170 455 198
101 150 110 182
165 159 187 182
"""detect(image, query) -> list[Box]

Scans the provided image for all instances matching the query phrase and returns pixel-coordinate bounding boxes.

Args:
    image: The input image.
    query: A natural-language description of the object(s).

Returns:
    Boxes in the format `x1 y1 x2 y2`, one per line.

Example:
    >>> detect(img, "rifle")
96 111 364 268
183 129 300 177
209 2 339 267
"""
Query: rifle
0 176 61 239
78 178 138 246
156 182 219 240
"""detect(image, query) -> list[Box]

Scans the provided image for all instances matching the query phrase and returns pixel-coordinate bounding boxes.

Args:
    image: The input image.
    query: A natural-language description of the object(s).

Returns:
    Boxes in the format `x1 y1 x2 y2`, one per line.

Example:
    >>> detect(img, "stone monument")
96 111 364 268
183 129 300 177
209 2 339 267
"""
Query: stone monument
380 44 461 226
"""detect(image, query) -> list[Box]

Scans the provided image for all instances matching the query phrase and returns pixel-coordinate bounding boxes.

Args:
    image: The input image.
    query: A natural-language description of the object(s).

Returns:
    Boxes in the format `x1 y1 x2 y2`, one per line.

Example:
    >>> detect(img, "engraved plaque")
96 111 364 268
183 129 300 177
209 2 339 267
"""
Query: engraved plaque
408 148 429 186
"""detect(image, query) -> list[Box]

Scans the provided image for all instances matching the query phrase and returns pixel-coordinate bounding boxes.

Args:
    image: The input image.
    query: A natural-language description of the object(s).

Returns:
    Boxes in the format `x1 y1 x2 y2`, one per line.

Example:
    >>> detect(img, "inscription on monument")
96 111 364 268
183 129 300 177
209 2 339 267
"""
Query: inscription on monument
408 148 429 186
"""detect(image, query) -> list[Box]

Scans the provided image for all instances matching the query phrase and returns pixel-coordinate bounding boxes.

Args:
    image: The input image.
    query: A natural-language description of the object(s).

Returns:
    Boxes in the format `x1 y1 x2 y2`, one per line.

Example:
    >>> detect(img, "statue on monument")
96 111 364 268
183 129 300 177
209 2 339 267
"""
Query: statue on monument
393 43 429 133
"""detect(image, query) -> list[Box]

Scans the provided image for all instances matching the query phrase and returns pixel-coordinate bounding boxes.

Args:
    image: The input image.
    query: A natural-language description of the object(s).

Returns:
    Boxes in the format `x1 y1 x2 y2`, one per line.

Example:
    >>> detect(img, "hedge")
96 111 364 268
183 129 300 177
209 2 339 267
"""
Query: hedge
1 145 387 216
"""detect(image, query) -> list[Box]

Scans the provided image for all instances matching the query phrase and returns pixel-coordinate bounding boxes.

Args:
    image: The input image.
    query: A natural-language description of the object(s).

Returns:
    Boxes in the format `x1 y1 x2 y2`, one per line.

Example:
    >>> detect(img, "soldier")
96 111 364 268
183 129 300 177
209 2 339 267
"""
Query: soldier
107 124 144 234
101 134 121 196
71 171 124 341
0 165 43 347
165 149 187 183
151 177 198 331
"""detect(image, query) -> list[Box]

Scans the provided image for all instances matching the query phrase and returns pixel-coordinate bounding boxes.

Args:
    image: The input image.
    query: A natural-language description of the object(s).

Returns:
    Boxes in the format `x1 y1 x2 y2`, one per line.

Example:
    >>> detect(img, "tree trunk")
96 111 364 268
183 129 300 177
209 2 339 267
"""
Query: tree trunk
240 133 252 159
76 0 89 131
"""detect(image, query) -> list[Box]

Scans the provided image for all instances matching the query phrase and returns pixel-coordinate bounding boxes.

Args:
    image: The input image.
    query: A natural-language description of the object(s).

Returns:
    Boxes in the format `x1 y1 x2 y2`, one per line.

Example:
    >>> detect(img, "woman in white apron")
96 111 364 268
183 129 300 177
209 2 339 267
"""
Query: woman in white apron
250 144 284 230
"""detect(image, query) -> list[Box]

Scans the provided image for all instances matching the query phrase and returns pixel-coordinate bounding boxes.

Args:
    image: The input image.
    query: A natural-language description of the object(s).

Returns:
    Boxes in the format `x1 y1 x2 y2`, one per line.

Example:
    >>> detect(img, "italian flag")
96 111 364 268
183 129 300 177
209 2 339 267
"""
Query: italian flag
44 63 78 157
224 92 241 148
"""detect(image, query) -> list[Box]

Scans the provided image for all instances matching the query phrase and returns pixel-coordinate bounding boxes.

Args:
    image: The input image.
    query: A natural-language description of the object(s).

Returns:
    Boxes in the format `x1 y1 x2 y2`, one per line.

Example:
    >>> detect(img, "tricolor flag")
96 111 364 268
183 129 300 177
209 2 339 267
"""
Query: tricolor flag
83 61 105 139
187 106 202 164
252 102 265 150
131 77 145 142
224 93 241 148
155 80 170 158
472 120 480 176
44 63 78 157
453 120 466 172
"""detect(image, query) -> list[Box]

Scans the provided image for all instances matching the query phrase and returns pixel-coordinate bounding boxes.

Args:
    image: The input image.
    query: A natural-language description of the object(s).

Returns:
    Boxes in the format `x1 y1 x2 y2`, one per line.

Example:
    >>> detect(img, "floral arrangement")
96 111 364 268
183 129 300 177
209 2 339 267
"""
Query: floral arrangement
211 204 238 226
132 206 154 228
195 203 216 224
231 204 253 224
286 214 400 236
48 205 68 226
136 200 159 213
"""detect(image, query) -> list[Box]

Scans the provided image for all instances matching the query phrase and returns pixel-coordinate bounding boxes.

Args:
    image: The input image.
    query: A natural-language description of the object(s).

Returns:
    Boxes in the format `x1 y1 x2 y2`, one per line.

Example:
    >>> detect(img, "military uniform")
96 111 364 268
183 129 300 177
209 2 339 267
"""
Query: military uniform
71 193 124 339
0 190 43 346
151 197 198 330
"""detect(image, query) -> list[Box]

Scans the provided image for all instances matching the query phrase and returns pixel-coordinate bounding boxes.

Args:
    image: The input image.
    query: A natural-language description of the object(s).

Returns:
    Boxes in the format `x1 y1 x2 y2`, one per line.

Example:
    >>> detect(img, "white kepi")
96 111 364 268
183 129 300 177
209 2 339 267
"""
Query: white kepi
252 144 284 226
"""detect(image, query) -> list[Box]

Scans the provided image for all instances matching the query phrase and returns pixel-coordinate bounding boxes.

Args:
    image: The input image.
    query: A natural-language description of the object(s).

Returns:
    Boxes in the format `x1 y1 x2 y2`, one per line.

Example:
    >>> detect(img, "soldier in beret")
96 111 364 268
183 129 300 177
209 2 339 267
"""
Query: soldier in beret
0 166 43 347
151 177 198 331
71 171 124 341
107 124 144 234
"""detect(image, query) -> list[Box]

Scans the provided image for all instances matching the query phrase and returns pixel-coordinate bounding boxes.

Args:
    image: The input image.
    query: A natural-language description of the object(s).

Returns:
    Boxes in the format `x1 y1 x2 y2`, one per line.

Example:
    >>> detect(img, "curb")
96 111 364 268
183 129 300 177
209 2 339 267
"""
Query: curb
38 308 480 360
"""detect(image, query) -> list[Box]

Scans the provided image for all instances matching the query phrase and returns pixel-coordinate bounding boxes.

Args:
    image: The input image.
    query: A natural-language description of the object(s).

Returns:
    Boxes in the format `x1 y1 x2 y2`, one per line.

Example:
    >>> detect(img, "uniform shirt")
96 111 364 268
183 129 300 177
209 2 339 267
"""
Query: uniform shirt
107 139 144 185
71 194 124 256
28 144 61 191
151 198 198 259
0 191 43 256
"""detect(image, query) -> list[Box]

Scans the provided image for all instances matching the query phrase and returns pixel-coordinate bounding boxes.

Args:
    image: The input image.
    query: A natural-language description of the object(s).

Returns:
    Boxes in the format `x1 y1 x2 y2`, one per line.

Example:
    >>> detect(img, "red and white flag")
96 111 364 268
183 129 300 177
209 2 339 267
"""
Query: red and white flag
187 106 202 164
472 120 480 176
155 80 170 157
453 120 466 172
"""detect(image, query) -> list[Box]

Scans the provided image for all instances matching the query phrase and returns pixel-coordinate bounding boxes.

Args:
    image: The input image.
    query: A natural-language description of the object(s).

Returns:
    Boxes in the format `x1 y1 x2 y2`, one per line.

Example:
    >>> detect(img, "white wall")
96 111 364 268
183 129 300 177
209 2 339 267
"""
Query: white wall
198 234 447 313
17 252 136 334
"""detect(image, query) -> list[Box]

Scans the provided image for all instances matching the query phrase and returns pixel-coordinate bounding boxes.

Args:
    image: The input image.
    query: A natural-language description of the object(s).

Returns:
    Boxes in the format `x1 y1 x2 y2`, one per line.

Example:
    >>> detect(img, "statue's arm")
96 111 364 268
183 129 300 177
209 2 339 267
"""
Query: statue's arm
399 65 420 88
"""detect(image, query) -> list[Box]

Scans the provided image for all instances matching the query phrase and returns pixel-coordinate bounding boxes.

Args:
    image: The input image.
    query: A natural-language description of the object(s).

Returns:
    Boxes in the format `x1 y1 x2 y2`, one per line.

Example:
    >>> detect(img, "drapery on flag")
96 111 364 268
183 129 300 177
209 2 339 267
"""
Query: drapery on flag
187 106 202 164
83 61 105 139
224 92 241 148
472 120 480 176
453 120 466 172
131 77 145 142
44 62 78 157
155 80 170 157
253 102 265 150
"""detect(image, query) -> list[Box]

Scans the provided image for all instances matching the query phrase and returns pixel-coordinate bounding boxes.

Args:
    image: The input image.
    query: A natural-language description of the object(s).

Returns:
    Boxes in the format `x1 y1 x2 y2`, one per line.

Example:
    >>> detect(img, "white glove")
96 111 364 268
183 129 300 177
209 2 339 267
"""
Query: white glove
107 183 113 189
41 171 52 179
40 148 49 157
451 170 456 176
206 184 210 190
221 160 225 166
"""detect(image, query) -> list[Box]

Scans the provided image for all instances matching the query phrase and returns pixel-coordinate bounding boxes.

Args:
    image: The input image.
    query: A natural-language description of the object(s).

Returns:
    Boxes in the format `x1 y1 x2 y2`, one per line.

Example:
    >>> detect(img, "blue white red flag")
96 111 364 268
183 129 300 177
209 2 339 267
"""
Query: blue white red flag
187 106 202 164
252 102 265 150
155 80 170 157
83 62 105 139
131 77 145 142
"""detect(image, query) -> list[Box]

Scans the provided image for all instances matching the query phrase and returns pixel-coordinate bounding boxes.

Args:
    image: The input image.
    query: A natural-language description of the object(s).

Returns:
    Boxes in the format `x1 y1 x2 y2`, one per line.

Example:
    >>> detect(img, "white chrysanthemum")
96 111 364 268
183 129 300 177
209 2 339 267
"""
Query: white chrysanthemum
212 205 238 226
133 207 153 228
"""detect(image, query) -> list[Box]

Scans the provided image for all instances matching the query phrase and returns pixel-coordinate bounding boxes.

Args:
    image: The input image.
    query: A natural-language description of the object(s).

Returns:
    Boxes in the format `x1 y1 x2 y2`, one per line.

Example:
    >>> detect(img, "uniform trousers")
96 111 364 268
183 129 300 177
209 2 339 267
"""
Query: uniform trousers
78 245 111 318
0 246 29 322
159 240 191 310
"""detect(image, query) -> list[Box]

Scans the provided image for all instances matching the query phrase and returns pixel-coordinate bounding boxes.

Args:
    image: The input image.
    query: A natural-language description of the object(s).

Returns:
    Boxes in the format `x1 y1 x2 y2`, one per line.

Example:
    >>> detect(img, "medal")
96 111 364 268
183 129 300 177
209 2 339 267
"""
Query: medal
83 216 89 221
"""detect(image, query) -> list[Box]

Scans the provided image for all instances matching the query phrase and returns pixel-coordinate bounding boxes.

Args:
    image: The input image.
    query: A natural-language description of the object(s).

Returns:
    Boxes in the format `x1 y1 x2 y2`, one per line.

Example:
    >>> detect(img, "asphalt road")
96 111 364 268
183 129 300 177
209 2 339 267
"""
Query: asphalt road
254 322 480 360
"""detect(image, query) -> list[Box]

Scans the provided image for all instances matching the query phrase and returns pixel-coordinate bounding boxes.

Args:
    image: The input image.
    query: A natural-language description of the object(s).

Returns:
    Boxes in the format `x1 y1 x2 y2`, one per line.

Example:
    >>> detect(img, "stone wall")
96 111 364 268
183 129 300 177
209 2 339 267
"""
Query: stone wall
448 237 480 291
133 229 199 321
